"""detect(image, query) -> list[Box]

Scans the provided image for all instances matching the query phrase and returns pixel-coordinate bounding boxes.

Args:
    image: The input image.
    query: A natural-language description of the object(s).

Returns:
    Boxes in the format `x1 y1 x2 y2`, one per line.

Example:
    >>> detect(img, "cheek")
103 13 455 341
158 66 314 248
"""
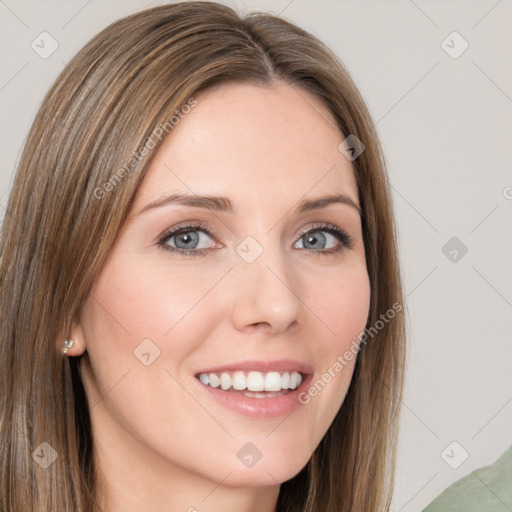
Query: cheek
79 257 230 409
294 262 370 437
307 261 371 351
87 257 219 342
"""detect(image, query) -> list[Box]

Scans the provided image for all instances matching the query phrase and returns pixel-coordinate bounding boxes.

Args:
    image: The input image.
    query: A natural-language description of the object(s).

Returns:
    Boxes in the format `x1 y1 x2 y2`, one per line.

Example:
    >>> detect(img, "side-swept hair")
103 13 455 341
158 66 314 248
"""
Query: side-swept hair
0 2 406 510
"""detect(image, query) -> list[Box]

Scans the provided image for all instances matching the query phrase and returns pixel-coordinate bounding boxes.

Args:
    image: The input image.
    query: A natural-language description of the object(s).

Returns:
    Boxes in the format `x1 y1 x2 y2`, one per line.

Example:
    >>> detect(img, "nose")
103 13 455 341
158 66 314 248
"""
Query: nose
229 244 303 335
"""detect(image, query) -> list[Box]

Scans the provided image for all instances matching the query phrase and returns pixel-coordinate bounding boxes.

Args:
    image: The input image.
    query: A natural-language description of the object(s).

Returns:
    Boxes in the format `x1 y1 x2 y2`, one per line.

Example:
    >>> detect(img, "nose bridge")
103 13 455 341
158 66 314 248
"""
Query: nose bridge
229 231 302 332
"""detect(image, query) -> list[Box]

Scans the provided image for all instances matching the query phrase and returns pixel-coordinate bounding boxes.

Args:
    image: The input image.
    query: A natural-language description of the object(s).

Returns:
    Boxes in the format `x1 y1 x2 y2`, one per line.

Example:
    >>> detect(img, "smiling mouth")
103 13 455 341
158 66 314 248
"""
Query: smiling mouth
195 370 304 398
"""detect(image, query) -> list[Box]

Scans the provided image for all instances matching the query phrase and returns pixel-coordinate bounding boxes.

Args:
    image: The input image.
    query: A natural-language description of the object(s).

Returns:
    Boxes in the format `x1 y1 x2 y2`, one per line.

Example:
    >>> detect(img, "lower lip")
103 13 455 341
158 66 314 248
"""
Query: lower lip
194 374 313 418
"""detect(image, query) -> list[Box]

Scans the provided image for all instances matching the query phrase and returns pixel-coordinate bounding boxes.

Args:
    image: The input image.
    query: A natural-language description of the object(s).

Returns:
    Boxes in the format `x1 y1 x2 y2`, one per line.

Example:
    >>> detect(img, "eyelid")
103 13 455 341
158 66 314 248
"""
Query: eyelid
156 220 219 245
296 222 351 242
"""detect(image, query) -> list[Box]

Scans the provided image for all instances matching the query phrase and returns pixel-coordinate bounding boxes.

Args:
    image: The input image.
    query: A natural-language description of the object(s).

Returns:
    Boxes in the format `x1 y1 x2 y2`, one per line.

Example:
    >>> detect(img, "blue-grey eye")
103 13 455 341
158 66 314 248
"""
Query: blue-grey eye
295 230 339 250
165 229 212 250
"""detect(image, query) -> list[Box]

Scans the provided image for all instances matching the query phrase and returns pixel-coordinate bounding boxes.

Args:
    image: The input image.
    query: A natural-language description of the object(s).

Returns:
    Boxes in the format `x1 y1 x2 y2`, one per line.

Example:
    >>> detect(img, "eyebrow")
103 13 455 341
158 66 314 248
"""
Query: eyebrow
135 192 361 217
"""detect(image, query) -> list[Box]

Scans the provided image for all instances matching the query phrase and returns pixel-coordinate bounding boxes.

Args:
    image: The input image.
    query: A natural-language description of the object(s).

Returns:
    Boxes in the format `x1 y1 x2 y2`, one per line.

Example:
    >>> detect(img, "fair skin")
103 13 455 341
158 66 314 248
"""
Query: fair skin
69 80 371 512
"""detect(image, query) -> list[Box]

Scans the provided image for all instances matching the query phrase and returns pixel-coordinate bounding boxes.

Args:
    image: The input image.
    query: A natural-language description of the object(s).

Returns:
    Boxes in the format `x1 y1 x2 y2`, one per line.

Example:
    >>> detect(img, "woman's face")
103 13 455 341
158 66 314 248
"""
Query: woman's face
75 81 370 490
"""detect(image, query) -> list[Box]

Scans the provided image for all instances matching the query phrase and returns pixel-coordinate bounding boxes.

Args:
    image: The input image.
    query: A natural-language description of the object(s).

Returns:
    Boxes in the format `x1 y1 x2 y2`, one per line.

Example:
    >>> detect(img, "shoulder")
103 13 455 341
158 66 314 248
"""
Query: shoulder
422 443 512 511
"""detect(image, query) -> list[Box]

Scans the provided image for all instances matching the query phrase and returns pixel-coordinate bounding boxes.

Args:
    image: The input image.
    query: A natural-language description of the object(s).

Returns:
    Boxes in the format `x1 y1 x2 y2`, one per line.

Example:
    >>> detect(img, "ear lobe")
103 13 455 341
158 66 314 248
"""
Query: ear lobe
64 323 87 356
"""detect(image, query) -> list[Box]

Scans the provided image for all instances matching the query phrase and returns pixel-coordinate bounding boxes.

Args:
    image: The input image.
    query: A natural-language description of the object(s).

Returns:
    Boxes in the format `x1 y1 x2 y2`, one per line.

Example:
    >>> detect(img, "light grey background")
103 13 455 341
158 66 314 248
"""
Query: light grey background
1 0 511 510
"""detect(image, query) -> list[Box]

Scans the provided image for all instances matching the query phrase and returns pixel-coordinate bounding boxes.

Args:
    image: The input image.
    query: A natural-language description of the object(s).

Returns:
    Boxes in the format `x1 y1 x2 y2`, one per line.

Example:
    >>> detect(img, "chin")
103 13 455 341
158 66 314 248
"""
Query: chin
219 449 311 488
222 464 306 488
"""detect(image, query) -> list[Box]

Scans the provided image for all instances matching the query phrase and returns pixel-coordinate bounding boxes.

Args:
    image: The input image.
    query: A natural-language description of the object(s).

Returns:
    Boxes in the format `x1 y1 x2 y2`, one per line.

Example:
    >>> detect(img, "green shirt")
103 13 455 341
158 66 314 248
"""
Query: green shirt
423 443 512 511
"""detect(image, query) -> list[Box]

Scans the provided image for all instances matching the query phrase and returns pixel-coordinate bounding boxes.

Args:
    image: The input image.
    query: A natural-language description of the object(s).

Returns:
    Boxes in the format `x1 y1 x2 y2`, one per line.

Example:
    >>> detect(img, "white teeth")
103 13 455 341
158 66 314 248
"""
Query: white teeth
232 371 246 390
208 373 220 388
243 390 287 398
247 371 264 391
264 371 282 392
198 370 303 392
220 372 231 391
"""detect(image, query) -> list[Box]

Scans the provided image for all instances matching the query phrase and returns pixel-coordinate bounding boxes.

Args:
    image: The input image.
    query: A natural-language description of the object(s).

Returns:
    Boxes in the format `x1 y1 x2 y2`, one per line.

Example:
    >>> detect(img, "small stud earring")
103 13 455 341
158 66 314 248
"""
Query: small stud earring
62 339 74 355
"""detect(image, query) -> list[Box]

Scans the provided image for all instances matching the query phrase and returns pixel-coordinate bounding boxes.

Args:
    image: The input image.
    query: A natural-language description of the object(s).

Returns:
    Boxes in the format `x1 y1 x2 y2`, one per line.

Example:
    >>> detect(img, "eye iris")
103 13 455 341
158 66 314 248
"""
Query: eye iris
175 231 199 249
304 231 326 249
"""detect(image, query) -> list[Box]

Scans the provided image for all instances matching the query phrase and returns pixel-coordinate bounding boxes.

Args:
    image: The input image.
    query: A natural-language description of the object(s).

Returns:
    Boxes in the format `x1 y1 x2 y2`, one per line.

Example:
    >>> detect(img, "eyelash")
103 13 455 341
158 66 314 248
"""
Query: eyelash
156 221 353 257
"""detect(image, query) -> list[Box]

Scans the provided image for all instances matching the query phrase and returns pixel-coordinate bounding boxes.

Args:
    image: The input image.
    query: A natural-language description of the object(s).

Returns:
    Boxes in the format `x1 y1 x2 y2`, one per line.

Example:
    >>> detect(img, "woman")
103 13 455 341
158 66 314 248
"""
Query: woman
0 2 406 511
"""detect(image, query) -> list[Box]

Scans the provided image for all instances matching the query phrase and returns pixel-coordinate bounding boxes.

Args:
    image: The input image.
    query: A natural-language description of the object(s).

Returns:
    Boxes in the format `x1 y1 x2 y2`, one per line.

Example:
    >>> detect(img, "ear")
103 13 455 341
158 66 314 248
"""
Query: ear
64 323 87 356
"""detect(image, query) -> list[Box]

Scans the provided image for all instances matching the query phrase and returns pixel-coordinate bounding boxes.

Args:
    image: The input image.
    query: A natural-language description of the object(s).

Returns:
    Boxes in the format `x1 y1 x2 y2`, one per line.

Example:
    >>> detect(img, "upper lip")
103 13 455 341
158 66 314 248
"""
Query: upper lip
195 359 313 376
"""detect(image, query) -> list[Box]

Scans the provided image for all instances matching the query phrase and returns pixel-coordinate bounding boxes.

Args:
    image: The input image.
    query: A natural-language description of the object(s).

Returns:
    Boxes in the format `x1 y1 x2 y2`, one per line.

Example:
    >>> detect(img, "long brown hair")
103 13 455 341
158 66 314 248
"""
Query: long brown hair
0 2 406 510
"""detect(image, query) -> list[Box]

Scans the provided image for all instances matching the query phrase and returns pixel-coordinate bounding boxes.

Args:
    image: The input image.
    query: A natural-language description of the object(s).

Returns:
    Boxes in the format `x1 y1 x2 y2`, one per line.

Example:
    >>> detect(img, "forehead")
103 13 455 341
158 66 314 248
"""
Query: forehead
132 81 358 211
